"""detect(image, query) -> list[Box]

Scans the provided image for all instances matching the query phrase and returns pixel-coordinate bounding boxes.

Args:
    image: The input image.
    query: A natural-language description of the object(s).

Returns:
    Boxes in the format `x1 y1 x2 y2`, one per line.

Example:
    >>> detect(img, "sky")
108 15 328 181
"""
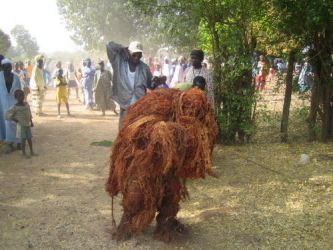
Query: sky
0 0 81 53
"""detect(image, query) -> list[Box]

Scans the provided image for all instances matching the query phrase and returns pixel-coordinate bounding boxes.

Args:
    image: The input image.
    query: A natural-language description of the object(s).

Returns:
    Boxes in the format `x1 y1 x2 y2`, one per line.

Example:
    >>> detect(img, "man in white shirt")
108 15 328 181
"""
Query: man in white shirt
183 49 215 109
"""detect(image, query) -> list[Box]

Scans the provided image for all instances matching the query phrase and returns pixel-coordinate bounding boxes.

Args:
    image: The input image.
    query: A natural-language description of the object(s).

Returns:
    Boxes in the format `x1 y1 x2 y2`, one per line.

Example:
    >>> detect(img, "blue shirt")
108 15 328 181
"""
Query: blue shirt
82 66 95 89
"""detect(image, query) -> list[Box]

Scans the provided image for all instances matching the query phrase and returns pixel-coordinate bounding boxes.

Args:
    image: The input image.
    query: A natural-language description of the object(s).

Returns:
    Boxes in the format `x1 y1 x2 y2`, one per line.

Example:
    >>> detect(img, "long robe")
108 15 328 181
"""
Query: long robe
82 66 95 108
93 69 116 111
0 97 4 141
0 72 21 143
30 66 45 114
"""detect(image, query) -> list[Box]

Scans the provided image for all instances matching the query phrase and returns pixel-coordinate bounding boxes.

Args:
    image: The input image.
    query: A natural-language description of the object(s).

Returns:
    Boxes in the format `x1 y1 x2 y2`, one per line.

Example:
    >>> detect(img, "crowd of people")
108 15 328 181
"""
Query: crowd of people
0 41 215 158
0 54 120 156
252 53 318 92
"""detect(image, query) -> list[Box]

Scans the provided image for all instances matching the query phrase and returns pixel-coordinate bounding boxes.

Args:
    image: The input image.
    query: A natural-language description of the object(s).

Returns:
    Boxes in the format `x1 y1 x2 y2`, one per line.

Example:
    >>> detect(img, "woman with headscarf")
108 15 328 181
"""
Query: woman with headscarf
30 55 46 115
0 58 22 152
93 60 118 116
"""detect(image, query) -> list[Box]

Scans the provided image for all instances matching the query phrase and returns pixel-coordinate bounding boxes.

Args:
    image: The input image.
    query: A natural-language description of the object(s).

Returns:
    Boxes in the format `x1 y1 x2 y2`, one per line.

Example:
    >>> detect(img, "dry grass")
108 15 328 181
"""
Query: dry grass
179 143 333 249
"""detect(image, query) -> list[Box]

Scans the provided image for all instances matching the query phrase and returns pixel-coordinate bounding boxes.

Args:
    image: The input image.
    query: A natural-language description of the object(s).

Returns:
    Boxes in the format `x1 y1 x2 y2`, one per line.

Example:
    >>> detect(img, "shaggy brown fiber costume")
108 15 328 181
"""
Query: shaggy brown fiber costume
106 88 217 241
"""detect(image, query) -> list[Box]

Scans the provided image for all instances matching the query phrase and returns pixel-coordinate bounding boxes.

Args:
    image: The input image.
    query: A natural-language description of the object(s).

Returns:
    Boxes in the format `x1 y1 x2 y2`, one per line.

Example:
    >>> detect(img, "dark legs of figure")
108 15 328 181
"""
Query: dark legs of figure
114 181 148 241
154 179 188 242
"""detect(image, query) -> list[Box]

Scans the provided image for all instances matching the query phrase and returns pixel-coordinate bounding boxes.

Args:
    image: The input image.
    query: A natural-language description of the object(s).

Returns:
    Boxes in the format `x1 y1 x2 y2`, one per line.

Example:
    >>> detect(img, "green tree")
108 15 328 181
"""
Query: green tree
129 0 262 143
57 0 143 51
255 2 303 142
269 0 333 141
10 25 39 59
0 29 11 55
58 0 332 142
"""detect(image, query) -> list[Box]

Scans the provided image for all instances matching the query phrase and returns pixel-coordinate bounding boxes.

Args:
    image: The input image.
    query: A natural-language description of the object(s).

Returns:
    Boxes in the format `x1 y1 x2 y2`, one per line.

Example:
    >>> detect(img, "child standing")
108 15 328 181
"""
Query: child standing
6 89 36 158
55 69 71 118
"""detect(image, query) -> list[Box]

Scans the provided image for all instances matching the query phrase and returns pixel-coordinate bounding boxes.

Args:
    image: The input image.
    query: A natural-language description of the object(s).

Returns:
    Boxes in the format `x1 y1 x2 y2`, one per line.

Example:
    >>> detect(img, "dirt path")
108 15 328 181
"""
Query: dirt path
0 89 123 249
1 89 332 249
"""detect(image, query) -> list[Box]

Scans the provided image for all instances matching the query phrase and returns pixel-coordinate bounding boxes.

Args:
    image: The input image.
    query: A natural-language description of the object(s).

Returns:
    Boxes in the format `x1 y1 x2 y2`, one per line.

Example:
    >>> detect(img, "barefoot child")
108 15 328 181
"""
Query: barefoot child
55 69 71 118
6 89 36 158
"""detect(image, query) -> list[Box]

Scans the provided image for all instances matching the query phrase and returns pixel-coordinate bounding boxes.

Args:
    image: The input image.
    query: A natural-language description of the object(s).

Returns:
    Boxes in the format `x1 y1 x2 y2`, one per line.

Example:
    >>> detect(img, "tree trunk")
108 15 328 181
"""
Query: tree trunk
307 81 320 141
321 84 331 141
280 50 296 142
320 25 333 141
210 24 223 107
329 99 333 138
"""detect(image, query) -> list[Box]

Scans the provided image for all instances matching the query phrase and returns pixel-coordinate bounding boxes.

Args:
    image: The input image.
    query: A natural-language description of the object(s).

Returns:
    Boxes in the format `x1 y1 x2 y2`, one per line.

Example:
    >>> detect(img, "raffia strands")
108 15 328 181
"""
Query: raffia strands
174 88 218 178
120 88 181 131
105 87 217 234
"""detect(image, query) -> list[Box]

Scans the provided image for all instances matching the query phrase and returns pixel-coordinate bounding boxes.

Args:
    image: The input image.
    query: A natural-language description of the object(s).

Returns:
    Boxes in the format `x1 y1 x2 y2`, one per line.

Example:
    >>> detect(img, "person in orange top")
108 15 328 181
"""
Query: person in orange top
25 60 33 87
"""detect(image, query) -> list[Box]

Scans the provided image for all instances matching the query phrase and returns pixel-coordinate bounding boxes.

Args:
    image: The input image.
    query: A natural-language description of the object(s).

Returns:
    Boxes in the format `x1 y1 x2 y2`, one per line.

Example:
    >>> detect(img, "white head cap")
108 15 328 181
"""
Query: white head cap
1 58 12 65
128 41 143 54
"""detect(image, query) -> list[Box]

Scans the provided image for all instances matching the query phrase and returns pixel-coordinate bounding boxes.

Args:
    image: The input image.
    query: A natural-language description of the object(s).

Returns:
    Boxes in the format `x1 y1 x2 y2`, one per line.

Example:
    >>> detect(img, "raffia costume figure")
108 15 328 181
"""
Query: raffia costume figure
106 87 217 241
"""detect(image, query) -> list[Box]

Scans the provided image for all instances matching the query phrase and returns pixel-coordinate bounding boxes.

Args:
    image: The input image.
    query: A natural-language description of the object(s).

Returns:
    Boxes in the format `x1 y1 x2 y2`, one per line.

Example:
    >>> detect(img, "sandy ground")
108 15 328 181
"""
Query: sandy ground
0 88 332 249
